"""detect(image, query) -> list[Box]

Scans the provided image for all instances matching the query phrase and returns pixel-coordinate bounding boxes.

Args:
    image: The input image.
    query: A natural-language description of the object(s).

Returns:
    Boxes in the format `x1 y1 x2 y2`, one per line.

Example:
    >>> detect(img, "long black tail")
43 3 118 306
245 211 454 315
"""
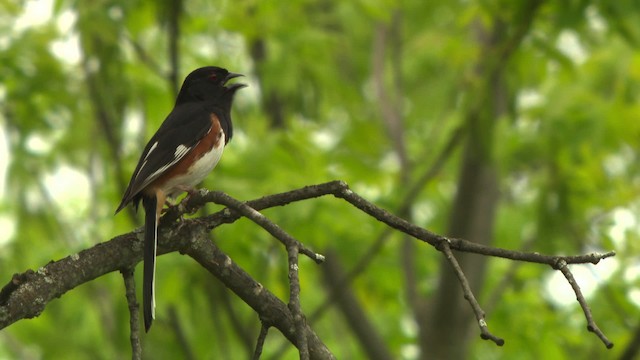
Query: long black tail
142 195 158 332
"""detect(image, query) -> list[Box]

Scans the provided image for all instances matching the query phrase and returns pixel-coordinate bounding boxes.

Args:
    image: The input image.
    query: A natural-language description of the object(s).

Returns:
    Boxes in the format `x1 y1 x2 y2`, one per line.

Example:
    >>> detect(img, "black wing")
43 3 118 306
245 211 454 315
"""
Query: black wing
115 102 213 213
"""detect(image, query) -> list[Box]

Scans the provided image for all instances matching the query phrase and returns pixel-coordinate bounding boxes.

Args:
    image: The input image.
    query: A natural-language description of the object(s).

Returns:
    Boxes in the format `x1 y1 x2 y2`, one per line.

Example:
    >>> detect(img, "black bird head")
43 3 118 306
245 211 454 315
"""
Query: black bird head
176 66 246 105
174 66 247 144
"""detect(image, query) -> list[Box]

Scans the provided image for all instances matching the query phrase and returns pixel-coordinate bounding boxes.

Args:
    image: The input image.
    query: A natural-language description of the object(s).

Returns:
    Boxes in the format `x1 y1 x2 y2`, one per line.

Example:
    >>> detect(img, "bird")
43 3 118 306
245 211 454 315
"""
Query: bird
115 66 246 332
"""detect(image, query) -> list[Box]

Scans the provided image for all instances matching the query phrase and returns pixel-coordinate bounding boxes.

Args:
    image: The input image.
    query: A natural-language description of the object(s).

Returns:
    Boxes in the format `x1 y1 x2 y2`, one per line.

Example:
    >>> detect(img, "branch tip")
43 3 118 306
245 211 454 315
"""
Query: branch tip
479 328 505 346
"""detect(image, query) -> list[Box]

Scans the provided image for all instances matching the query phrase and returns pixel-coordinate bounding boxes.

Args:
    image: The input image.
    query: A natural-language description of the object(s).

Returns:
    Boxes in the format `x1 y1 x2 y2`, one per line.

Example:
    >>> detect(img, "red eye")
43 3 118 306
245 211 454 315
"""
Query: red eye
209 73 217 80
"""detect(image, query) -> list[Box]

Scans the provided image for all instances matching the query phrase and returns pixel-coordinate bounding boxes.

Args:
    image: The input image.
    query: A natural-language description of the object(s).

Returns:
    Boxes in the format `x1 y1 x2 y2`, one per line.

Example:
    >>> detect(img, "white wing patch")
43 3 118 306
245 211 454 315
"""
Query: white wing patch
133 142 194 192
145 142 159 161
131 125 221 196
145 144 193 181
174 144 190 158
136 141 159 176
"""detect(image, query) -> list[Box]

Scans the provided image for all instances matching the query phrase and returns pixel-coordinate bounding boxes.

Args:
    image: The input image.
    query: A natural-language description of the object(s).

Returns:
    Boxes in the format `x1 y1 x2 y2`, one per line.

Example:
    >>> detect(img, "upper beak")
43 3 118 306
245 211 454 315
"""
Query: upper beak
224 72 244 84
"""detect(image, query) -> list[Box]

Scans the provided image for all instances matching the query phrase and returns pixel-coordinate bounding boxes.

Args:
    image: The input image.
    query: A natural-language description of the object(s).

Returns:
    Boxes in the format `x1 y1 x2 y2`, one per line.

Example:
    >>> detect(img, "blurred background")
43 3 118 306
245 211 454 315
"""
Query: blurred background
0 0 639 359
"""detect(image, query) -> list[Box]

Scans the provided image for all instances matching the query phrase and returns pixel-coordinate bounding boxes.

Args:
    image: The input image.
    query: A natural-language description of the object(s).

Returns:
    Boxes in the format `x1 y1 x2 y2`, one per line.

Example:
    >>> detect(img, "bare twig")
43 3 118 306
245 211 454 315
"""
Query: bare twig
334 183 614 347
446 239 616 266
183 229 335 360
121 267 142 360
287 245 309 360
204 191 311 358
554 260 614 348
270 126 465 357
298 125 466 337
437 240 504 346
177 190 325 264
252 322 270 360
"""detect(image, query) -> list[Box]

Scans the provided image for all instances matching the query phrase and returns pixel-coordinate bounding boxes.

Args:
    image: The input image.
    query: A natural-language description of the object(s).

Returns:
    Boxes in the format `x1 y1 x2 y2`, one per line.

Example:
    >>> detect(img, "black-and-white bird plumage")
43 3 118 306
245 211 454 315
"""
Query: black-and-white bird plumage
115 66 245 331
116 68 243 211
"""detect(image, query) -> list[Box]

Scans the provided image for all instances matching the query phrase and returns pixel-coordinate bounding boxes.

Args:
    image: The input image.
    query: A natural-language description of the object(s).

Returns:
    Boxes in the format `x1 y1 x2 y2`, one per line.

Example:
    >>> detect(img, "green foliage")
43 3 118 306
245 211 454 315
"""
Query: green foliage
1 0 639 358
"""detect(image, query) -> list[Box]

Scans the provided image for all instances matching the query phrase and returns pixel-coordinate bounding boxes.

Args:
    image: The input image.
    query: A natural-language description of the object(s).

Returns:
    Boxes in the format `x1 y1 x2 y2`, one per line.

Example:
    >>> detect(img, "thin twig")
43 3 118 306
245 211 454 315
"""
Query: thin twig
252 322 270 360
437 240 504 346
120 267 142 360
291 127 465 345
181 190 325 264
447 238 616 265
287 245 309 360
197 191 313 358
183 230 335 359
331 183 615 266
554 259 614 349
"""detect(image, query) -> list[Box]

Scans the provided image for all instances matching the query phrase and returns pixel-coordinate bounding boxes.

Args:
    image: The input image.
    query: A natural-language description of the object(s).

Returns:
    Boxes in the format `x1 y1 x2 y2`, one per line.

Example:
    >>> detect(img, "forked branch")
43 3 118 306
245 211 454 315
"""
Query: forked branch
0 180 615 357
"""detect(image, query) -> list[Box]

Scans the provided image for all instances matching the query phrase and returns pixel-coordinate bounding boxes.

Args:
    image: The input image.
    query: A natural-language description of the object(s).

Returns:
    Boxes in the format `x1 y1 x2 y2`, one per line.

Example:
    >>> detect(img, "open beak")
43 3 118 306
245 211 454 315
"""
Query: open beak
223 72 244 84
223 72 247 91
